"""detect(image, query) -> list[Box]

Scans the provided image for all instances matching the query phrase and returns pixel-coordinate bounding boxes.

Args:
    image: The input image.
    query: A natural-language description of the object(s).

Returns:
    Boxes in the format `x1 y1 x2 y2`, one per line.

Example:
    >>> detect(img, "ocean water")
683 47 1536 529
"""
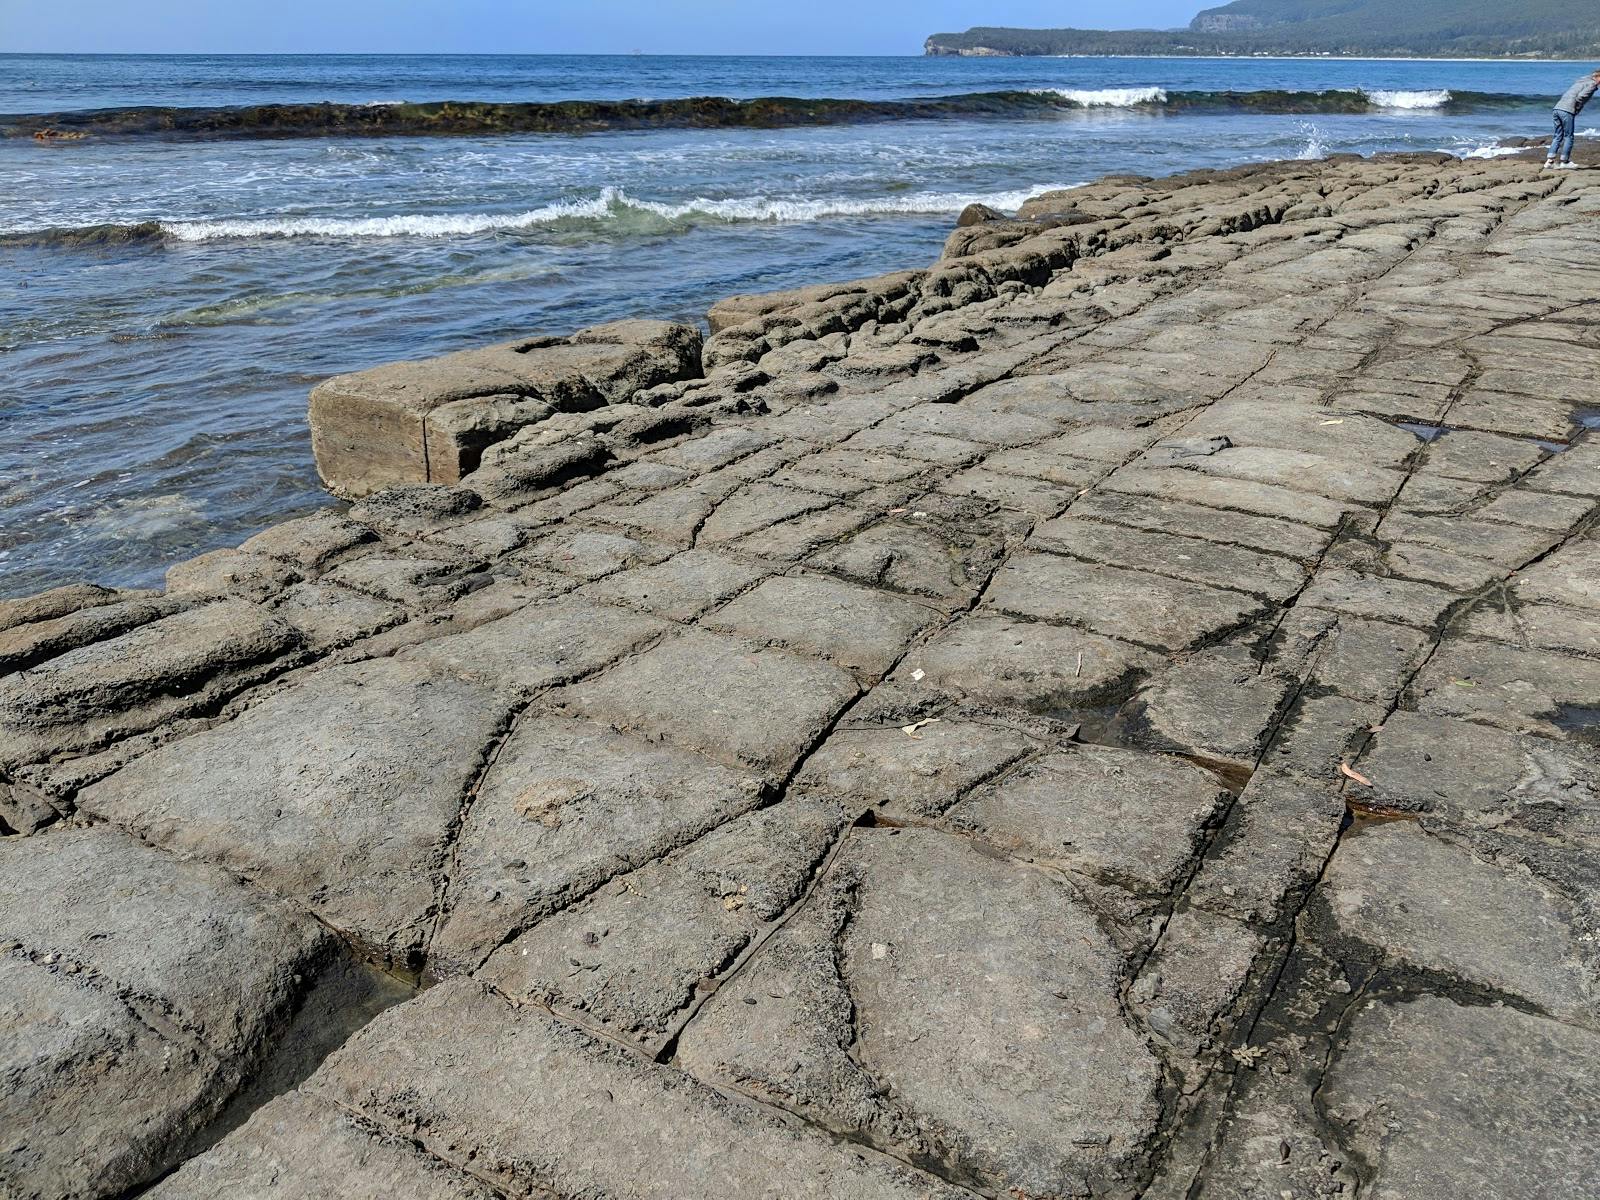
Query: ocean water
0 53 1586 596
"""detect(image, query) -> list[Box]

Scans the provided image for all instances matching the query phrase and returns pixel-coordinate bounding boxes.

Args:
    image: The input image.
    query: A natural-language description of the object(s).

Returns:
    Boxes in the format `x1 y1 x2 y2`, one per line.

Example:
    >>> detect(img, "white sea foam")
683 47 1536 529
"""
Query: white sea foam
1457 143 1524 160
161 183 1081 242
1295 122 1330 161
1032 87 1167 108
1362 89 1452 110
166 192 620 240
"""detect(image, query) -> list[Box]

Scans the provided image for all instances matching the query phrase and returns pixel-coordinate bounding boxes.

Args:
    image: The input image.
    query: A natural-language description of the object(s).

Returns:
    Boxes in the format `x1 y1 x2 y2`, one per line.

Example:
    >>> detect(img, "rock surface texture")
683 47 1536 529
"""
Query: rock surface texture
5 154 1600 1198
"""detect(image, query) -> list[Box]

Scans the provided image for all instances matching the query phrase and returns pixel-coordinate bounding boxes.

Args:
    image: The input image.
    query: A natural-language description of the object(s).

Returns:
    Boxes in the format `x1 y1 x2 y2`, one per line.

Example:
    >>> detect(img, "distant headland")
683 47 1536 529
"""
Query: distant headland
927 0 1600 60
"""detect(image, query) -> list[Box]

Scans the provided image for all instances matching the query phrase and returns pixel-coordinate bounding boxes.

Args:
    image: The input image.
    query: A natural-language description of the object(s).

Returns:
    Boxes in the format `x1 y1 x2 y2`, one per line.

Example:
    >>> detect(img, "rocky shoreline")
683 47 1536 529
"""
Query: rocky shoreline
5 151 1600 1198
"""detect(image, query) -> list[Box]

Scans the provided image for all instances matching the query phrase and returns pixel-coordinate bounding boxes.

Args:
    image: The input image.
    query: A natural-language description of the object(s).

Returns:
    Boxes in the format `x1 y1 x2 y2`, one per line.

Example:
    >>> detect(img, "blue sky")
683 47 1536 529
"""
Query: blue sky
0 2 1210 55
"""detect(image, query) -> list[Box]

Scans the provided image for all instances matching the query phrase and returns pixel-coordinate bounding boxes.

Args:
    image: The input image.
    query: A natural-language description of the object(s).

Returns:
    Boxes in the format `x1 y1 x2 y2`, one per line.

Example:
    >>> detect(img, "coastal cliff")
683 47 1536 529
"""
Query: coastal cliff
927 0 1600 57
5 151 1600 1199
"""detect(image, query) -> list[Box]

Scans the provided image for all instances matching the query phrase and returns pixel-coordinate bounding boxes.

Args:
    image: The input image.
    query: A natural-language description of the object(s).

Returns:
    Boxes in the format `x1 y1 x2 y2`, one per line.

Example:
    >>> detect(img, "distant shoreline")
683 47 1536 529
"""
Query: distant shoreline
1040 53 1599 65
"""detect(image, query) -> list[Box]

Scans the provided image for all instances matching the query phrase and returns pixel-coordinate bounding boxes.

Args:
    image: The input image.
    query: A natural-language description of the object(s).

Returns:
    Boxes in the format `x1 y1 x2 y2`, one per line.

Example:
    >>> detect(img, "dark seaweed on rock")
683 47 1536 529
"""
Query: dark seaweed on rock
0 88 1546 141
0 94 1077 140
0 221 168 249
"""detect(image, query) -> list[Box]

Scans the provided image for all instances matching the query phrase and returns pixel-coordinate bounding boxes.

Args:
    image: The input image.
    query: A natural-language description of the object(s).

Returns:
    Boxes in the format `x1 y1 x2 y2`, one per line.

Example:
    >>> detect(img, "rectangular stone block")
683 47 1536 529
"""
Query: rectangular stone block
309 320 701 497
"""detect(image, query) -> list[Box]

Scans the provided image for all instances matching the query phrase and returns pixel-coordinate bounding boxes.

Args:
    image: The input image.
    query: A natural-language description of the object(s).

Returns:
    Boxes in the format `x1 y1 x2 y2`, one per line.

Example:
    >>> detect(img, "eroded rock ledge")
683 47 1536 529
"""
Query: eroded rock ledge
5 153 1600 1199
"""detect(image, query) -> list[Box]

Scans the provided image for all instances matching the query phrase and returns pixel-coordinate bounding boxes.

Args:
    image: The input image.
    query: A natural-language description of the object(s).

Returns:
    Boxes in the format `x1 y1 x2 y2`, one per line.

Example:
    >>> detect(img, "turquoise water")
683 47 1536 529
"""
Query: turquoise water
0 54 1587 595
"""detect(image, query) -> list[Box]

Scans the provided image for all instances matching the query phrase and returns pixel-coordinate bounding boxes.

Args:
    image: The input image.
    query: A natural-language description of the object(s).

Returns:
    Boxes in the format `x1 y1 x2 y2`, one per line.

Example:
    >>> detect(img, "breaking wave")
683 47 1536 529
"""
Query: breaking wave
1295 122 1331 161
0 87 1545 141
1362 89 1452 110
4 183 1082 247
1032 87 1168 107
1454 142 1525 160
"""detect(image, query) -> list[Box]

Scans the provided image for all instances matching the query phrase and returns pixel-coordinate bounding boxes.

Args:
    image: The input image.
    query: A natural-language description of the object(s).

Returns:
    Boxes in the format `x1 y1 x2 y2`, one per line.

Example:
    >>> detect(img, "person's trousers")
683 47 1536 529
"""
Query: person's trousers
1553 109 1578 162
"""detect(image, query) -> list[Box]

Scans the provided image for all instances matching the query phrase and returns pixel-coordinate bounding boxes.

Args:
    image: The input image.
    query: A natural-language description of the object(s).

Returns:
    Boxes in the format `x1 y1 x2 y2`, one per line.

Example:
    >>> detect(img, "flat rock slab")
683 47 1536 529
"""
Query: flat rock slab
1102 467 1352 530
1412 642 1600 738
1318 822 1594 1021
808 514 1009 603
0 599 299 770
1271 608 1431 703
794 718 1039 819
1508 537 1600 610
1351 710 1600 843
288 979 966 1199
1181 400 1419 468
882 401 1060 445
407 596 670 697
514 528 671 581
148 1090 500 1199
978 445 1103 487
1112 647 1296 767
556 628 860 776
703 573 937 678
480 796 847 1053
1298 567 1460 629
0 593 181 676
1381 510 1553 566
677 826 1163 1198
935 465 1080 518
1463 599 1600 658
985 553 1271 653
1069 489 1333 562
585 483 720 545
431 715 768 975
900 613 1162 714
1030 517 1310 601
309 319 700 496
1186 770 1346 927
581 548 765 620
697 482 837 546
1133 908 1266 1064
0 827 330 1200
1478 487 1595 532
1322 996 1600 1200
79 658 508 963
945 744 1231 897
1152 445 1405 506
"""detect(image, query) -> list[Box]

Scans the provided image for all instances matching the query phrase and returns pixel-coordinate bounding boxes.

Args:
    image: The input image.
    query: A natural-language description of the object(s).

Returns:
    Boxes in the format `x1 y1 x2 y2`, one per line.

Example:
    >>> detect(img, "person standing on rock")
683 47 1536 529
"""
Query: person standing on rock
1547 71 1600 170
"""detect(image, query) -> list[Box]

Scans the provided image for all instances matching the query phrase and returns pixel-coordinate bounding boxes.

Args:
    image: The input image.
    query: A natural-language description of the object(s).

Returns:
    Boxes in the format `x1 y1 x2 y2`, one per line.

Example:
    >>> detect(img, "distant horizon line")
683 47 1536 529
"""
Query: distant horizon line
12 51 932 59
2 49 1594 62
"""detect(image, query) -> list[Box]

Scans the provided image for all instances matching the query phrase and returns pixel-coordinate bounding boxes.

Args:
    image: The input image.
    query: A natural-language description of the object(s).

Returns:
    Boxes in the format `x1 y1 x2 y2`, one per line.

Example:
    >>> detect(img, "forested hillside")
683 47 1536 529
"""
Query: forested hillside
928 0 1600 58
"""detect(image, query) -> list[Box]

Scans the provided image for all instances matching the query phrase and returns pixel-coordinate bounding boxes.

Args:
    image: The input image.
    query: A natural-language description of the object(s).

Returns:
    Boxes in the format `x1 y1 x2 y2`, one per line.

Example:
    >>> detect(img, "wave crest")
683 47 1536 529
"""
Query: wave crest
1362 89 1452 110
154 183 1081 243
1032 87 1168 108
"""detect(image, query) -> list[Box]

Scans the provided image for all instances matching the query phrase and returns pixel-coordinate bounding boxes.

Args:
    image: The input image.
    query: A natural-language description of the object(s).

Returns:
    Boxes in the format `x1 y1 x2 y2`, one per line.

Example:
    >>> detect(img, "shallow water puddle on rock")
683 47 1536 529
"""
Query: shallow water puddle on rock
1553 703 1600 747
1395 420 1451 443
